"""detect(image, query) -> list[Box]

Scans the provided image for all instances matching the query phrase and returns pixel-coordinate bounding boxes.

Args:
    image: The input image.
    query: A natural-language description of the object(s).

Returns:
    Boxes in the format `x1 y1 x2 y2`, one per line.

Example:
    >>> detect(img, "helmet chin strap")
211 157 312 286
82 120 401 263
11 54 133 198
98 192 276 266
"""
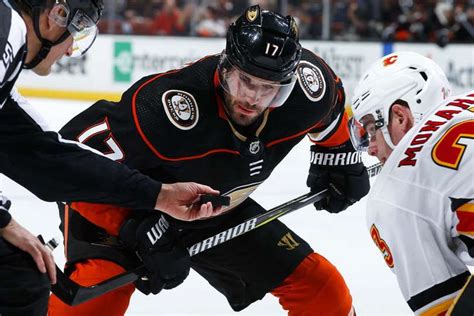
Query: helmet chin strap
23 7 70 70
380 125 396 150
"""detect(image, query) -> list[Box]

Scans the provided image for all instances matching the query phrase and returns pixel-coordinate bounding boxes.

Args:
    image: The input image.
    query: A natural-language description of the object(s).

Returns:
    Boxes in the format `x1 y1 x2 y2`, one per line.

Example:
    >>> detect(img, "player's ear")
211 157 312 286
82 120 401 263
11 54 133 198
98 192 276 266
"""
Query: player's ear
44 5 66 32
390 103 413 133
38 8 55 35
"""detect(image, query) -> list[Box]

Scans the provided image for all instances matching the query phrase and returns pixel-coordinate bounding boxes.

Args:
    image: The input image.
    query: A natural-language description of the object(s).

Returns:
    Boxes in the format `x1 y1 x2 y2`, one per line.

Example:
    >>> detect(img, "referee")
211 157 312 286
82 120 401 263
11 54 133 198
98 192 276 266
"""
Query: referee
0 1 219 314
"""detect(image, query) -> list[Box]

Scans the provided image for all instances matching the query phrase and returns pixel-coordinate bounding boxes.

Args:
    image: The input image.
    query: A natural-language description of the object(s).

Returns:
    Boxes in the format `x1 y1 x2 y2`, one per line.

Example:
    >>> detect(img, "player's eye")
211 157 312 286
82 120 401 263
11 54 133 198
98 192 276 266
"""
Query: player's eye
239 73 252 85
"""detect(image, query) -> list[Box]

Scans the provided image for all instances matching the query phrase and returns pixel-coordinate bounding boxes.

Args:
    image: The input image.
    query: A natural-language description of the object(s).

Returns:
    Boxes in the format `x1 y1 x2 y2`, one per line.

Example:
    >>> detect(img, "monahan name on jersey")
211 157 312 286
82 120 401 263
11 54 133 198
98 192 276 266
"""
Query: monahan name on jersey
398 91 474 168
366 90 474 315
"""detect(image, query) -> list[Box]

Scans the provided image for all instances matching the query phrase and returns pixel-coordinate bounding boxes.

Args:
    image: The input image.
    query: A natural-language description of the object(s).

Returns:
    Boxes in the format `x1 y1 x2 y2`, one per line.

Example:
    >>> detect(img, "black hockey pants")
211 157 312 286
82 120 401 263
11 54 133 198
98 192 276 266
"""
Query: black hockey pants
0 238 49 316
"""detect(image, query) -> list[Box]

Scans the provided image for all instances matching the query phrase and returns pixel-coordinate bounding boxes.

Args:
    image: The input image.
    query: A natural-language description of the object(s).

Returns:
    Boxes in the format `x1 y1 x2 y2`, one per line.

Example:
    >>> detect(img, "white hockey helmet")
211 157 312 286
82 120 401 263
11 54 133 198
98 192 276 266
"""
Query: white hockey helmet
350 51 451 150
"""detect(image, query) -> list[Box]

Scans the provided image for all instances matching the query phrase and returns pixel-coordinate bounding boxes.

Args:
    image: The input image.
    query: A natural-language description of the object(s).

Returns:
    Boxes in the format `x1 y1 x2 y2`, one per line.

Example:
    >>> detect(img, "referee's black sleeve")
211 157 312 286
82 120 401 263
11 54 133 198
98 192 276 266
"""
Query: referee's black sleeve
0 99 161 209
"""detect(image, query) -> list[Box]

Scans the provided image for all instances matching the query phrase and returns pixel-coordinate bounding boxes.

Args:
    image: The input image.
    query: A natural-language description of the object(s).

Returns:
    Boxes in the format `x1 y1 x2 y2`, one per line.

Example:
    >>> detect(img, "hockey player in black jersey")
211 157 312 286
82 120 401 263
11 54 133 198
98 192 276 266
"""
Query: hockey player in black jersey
50 6 370 316
0 1 222 314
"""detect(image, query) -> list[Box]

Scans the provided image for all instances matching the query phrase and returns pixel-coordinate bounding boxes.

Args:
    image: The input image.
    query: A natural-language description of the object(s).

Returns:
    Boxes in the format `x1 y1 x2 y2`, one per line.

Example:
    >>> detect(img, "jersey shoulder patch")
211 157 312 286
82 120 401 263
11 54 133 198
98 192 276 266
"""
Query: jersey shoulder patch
161 89 199 130
296 60 326 102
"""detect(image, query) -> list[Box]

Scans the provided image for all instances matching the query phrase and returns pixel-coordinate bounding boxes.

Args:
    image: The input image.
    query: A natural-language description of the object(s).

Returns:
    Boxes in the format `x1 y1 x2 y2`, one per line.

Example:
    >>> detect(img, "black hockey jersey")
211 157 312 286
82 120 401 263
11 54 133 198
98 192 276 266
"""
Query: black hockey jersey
60 49 350 212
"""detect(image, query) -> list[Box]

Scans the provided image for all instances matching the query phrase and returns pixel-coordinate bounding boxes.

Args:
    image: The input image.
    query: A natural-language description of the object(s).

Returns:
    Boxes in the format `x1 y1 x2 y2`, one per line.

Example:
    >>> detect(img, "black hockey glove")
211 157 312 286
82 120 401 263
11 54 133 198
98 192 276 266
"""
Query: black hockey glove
306 141 370 213
119 212 190 295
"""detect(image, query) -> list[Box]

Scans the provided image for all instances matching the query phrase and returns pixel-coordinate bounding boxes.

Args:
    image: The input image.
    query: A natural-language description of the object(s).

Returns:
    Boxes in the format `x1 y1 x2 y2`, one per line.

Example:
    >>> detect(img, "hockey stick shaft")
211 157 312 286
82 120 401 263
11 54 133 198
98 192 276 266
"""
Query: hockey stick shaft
188 162 381 255
51 162 382 306
187 189 328 256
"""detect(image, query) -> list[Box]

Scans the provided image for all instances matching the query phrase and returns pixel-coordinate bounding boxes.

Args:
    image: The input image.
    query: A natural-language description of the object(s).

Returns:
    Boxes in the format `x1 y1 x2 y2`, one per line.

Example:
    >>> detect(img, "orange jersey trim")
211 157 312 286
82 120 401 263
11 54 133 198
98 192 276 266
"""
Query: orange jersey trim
64 204 70 260
419 298 453 316
311 110 351 147
456 203 474 236
70 202 132 236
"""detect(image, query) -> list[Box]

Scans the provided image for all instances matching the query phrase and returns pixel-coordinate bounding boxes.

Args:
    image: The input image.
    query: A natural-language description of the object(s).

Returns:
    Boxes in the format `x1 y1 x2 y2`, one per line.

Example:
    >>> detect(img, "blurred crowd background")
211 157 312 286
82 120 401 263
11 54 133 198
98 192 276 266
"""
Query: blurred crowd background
99 0 474 46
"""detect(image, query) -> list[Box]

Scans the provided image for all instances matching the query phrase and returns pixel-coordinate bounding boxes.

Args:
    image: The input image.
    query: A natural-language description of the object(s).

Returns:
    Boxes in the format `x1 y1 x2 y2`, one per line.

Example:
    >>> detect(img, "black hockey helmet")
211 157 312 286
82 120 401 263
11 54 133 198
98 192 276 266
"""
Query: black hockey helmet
22 0 103 69
224 5 302 83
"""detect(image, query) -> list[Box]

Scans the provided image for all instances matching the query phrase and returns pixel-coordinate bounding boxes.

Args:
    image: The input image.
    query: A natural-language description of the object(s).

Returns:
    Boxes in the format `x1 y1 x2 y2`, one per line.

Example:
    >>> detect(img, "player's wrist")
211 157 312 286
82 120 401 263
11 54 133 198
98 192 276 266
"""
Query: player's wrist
155 183 172 212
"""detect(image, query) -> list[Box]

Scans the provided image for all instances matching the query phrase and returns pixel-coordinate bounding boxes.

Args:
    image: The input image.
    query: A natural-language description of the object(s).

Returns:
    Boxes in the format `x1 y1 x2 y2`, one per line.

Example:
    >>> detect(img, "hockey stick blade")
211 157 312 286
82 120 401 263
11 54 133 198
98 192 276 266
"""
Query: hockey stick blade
52 161 383 306
51 264 147 306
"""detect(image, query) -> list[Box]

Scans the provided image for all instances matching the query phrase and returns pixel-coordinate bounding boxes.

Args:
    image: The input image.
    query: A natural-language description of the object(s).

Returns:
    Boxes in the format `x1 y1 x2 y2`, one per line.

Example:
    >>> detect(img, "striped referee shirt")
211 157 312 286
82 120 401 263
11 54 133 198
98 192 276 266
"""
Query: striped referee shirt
0 0 26 109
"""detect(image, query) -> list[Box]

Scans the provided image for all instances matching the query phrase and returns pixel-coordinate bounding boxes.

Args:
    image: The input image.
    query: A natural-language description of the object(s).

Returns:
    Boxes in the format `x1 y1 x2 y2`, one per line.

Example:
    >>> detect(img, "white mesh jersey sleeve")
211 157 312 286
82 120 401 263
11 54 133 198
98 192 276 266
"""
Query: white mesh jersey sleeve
366 91 474 314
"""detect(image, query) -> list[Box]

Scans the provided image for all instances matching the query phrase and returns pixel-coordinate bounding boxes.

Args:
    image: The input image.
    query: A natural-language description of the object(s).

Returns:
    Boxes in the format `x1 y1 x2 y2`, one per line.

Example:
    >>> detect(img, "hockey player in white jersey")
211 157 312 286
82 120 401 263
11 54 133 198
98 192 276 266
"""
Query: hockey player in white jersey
350 51 473 315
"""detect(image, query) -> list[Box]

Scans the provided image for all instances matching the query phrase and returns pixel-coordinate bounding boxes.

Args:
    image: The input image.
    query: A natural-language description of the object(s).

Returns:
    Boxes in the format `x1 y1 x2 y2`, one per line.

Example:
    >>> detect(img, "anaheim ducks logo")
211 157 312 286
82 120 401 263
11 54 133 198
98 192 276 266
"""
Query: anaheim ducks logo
162 90 199 130
297 61 326 102
246 6 259 22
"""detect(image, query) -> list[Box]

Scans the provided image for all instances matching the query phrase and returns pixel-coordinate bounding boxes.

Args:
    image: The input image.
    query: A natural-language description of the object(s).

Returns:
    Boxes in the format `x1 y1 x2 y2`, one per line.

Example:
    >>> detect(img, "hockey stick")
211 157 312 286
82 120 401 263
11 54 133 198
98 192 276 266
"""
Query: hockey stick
449 274 474 315
51 162 382 306
188 189 328 256
188 162 383 256
51 190 328 306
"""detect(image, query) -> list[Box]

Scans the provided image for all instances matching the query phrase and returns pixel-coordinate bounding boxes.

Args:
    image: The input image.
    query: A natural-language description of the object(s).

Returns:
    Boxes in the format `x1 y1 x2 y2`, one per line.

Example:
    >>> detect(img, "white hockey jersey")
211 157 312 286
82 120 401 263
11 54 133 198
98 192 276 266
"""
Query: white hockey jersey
366 90 474 315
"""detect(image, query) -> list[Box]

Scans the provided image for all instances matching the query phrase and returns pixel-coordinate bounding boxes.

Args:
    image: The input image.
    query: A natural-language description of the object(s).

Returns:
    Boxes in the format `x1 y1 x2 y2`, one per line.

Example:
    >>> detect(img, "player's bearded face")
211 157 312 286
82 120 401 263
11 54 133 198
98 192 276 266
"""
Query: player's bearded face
223 69 280 126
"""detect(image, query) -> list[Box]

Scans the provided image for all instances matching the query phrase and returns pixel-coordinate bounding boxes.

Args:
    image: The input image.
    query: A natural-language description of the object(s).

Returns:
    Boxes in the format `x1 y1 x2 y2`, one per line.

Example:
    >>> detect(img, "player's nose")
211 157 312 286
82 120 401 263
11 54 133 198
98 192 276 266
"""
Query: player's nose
244 90 262 105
